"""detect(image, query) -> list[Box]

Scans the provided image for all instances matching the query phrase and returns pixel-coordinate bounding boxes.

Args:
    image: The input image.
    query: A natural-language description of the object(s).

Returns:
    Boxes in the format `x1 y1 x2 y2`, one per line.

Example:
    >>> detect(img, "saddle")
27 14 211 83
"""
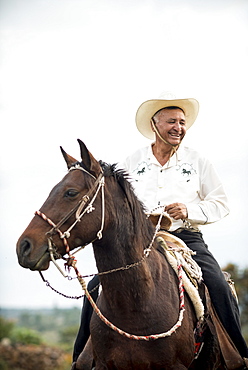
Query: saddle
154 224 246 370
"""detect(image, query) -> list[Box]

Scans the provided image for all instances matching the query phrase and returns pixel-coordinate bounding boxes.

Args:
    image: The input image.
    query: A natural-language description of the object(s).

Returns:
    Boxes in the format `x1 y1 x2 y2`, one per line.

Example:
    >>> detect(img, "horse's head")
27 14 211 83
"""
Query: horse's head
16 139 104 271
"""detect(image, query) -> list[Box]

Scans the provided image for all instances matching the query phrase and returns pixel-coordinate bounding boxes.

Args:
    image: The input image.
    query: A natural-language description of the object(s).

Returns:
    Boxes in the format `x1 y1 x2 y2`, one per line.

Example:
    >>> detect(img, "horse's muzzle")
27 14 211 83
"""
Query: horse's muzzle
16 237 50 271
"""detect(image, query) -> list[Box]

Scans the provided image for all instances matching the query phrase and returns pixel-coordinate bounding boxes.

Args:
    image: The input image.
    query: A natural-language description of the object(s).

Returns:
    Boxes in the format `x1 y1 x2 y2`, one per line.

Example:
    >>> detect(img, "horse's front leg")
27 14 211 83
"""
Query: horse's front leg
72 337 94 370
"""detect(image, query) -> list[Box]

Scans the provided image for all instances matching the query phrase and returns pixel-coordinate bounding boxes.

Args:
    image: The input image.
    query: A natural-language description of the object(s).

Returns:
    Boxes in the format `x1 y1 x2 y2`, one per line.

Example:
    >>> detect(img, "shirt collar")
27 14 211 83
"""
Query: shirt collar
147 143 184 167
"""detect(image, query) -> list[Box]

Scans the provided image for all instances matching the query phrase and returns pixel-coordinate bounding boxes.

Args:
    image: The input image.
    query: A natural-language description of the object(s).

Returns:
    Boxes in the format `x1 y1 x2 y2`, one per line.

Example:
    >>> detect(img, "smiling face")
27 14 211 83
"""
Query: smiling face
152 107 186 146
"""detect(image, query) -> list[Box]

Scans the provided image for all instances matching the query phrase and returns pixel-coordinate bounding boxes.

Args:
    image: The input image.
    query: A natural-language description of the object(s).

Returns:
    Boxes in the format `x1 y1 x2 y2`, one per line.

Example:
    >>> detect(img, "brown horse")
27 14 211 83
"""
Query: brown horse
16 140 223 369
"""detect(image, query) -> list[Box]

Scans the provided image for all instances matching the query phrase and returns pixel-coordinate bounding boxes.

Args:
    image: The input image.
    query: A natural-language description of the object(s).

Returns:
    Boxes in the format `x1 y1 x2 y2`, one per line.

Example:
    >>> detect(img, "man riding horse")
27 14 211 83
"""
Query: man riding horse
73 93 248 367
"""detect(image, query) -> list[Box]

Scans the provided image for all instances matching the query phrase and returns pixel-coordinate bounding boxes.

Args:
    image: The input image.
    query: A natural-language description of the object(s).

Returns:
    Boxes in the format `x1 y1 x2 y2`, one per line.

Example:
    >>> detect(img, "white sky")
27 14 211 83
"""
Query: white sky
0 0 248 309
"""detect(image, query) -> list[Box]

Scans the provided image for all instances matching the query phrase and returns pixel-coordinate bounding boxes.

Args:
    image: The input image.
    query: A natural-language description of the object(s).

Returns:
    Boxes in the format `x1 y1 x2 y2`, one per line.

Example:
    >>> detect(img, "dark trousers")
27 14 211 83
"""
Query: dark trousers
170 230 248 358
73 231 248 361
73 275 100 362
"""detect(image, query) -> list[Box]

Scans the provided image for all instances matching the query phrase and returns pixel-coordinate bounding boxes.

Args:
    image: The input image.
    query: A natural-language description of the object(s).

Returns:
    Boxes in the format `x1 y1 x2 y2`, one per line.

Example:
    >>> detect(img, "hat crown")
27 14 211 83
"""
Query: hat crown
135 94 199 140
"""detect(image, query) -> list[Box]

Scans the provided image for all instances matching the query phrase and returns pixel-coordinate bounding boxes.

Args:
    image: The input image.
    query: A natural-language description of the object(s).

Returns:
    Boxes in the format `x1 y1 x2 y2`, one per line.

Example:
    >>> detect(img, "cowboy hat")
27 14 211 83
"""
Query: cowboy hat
135 93 199 140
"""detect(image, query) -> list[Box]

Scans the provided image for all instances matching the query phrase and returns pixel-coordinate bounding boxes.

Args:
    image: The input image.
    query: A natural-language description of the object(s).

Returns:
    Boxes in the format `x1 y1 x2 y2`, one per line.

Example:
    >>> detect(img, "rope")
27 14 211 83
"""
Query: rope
62 176 105 239
75 259 185 341
35 210 70 254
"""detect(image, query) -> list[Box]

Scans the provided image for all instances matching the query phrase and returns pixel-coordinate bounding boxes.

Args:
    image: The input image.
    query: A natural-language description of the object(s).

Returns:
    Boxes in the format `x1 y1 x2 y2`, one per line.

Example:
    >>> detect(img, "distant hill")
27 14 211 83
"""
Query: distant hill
0 307 81 338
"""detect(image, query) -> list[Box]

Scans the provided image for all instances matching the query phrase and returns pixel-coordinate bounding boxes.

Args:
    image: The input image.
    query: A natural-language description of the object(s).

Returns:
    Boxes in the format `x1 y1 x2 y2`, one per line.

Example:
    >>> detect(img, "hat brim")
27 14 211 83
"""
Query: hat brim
135 98 199 140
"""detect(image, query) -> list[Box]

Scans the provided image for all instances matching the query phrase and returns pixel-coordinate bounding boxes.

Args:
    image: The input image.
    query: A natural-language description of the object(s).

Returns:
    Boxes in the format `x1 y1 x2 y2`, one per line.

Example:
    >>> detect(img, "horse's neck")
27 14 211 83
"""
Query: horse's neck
93 232 144 274
93 233 155 306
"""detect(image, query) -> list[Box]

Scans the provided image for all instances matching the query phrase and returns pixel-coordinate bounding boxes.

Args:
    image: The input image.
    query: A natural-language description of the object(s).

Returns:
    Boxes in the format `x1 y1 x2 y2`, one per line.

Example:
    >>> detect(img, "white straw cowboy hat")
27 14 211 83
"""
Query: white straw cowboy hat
135 92 199 140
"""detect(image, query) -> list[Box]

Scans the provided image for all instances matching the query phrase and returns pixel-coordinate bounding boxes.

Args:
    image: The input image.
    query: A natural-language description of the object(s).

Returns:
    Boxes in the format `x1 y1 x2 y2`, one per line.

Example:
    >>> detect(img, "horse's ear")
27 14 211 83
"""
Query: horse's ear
60 146 78 169
77 139 100 175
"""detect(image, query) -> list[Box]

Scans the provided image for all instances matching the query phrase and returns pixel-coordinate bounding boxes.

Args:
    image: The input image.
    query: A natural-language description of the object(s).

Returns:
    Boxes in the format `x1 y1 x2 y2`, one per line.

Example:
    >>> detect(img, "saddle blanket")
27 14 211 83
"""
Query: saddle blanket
156 231 204 321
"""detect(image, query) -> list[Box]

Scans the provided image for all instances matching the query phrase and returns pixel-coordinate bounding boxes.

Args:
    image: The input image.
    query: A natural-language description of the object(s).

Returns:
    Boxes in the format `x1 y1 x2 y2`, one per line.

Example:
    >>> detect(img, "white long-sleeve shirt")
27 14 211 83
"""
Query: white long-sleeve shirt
121 144 229 231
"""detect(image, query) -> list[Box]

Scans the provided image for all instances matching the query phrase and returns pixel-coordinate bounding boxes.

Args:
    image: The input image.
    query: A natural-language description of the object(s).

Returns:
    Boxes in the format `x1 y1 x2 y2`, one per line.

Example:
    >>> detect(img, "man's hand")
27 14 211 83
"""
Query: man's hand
165 203 188 220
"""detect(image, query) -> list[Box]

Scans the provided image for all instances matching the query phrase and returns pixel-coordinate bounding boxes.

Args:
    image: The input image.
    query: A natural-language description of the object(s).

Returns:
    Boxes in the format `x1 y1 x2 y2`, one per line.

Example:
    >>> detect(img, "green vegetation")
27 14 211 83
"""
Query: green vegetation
10 327 43 345
0 306 81 353
0 306 81 369
0 316 14 341
0 315 43 346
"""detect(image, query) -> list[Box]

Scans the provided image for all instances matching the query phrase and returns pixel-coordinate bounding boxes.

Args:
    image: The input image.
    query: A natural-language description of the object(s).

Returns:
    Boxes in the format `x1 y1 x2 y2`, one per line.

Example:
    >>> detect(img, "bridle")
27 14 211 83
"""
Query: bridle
35 163 105 277
35 162 155 277
35 164 187 341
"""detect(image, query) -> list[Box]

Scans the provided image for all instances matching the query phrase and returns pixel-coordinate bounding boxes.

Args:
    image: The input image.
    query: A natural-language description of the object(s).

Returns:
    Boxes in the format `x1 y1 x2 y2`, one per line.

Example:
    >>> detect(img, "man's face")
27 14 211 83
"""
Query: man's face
153 108 186 146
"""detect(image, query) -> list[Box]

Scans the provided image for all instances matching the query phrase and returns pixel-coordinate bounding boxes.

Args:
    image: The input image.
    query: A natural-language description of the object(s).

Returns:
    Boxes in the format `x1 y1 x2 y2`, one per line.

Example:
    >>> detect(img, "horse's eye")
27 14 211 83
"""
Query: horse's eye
65 189 79 198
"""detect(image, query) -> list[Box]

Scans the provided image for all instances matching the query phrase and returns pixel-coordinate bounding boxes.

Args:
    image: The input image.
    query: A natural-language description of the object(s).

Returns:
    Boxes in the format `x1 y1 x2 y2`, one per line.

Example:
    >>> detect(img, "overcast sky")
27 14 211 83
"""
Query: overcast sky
1 0 248 309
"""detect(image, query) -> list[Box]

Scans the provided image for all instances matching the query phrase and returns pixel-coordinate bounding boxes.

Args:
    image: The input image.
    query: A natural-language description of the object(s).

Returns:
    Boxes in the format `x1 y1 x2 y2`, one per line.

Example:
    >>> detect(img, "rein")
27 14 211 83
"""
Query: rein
78 258 185 341
36 165 186 340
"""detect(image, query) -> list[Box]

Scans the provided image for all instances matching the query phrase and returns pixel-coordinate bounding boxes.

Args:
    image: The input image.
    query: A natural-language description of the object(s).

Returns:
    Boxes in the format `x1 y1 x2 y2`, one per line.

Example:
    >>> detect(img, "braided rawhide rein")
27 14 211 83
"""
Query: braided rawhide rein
75 258 185 341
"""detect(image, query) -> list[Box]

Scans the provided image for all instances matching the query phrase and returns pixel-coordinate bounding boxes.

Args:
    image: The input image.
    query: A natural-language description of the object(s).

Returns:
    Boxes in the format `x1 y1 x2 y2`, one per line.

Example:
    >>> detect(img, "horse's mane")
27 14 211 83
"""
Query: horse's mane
99 160 145 214
99 161 154 241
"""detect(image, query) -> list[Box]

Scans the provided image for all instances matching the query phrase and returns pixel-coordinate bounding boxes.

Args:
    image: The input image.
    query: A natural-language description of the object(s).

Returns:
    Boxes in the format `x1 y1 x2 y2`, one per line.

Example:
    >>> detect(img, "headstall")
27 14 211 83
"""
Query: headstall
35 163 105 277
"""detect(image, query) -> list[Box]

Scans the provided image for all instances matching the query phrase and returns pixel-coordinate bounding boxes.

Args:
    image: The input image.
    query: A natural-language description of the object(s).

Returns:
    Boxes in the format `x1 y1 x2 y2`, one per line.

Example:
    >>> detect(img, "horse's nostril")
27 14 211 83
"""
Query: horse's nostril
20 239 32 257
